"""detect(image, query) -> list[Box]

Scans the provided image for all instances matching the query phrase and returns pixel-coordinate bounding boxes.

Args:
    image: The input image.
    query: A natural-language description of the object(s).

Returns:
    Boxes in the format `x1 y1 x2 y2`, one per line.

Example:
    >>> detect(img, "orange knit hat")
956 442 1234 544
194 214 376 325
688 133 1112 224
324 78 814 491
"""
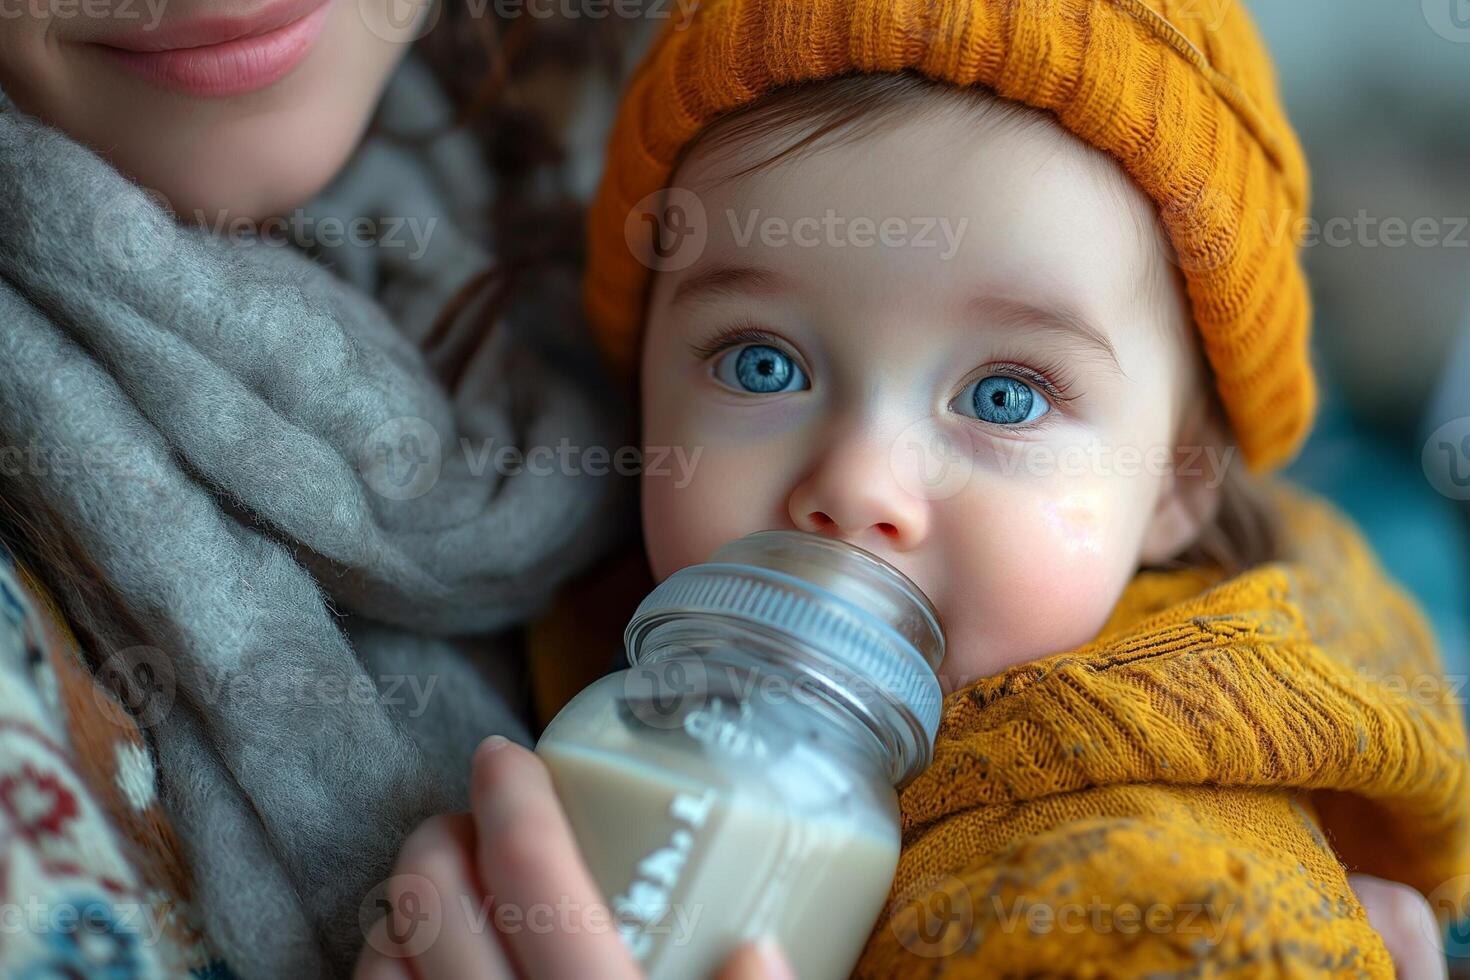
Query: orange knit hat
584 0 1316 472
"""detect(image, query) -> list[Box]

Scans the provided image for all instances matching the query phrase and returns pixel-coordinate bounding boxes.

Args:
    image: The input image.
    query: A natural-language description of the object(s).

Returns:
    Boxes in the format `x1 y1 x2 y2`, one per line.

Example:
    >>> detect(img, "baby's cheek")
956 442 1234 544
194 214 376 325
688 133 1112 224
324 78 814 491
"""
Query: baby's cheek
640 441 781 582
642 467 726 582
934 488 1139 689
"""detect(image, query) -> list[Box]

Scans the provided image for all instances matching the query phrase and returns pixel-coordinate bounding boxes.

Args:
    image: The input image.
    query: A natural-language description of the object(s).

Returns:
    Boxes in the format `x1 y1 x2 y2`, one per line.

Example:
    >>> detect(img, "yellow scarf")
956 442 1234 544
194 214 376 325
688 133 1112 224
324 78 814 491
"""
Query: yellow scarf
855 486 1470 977
530 485 1469 976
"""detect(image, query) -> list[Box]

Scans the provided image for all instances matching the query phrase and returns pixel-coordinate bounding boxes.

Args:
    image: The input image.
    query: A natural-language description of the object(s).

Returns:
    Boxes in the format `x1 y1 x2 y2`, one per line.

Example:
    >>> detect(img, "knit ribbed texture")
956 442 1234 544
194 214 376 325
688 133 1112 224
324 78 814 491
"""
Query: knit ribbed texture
854 485 1470 976
584 0 1316 471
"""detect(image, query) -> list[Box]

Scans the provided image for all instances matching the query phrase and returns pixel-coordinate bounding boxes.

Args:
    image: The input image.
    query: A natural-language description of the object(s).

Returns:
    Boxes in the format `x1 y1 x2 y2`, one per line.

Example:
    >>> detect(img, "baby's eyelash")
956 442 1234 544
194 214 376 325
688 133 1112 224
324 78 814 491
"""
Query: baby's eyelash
687 321 795 360
982 356 1082 404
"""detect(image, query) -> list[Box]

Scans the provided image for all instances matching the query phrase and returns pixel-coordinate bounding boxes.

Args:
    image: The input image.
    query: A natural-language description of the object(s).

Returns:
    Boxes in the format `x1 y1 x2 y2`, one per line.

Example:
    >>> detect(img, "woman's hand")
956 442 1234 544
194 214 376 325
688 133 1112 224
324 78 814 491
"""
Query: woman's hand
354 735 795 980
1349 873 1447 980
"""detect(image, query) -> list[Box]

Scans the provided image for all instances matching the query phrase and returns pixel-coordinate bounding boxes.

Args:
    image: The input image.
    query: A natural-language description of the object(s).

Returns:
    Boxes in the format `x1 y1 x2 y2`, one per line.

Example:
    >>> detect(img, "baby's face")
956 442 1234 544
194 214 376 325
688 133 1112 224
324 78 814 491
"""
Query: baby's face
640 101 1225 693
0 0 418 220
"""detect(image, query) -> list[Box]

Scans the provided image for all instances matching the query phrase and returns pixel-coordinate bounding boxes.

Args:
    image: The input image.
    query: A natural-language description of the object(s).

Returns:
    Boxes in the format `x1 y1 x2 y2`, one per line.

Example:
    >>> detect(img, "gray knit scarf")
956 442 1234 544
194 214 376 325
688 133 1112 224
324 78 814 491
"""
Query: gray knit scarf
0 60 631 978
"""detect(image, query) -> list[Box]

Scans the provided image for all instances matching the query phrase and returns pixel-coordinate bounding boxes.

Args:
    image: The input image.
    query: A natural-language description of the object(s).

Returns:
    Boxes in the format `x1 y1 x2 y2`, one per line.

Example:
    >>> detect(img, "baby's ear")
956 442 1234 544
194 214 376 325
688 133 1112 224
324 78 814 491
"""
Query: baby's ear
1138 398 1231 566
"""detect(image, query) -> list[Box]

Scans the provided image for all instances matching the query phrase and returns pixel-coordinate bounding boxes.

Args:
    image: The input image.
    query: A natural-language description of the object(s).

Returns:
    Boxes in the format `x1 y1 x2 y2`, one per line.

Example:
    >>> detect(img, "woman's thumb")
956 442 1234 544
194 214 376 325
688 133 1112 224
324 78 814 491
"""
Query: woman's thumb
714 940 797 980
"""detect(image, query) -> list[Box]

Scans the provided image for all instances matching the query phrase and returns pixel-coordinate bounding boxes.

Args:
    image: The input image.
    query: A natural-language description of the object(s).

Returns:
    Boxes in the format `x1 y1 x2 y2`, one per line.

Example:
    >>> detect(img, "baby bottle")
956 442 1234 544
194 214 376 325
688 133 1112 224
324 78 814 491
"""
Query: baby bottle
535 530 945 980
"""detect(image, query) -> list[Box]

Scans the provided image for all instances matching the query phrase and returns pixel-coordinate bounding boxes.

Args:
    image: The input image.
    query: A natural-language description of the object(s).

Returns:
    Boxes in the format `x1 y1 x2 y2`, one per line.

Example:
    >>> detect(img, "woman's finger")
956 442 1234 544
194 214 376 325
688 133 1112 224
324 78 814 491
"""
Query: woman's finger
1349 873 1447 980
713 940 797 980
387 812 519 980
353 916 413 980
469 735 642 980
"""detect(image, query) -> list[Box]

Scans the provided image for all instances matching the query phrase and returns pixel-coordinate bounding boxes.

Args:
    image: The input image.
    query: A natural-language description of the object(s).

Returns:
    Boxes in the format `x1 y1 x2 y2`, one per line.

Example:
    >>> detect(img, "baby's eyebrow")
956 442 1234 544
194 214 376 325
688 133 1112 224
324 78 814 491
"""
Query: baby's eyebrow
671 264 794 306
967 295 1124 375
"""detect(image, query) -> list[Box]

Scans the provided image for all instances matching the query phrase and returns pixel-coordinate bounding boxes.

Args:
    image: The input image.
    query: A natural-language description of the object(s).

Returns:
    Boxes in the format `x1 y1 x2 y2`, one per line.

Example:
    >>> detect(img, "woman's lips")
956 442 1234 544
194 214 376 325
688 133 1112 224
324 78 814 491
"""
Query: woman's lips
93 0 332 98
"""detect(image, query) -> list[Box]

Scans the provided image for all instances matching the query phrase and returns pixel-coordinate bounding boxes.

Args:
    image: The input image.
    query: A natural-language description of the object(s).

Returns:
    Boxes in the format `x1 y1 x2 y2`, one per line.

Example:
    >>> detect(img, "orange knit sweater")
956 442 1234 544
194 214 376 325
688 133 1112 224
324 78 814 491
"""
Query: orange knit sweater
854 485 1470 976
531 484 1470 976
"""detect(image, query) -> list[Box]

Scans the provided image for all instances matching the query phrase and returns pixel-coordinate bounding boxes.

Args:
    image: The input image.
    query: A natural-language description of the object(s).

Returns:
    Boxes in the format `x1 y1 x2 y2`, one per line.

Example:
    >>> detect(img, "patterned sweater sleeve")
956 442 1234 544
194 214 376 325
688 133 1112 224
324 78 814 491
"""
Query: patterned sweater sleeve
0 552 218 978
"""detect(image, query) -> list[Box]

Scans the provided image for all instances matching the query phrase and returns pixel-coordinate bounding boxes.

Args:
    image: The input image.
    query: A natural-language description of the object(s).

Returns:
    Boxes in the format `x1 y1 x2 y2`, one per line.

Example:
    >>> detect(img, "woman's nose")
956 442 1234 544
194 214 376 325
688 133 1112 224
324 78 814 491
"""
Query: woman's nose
786 434 931 551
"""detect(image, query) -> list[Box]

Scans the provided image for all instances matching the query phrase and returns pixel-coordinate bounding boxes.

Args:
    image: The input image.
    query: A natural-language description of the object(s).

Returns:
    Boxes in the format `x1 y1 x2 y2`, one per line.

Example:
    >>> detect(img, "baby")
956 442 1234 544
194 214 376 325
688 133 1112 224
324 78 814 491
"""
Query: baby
559 0 1470 976
630 72 1231 695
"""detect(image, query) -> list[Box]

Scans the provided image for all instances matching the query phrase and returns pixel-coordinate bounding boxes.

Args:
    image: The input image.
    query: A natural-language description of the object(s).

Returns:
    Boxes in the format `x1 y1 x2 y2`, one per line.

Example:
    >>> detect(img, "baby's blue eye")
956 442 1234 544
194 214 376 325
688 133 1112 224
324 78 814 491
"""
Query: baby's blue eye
713 344 808 394
957 375 1051 425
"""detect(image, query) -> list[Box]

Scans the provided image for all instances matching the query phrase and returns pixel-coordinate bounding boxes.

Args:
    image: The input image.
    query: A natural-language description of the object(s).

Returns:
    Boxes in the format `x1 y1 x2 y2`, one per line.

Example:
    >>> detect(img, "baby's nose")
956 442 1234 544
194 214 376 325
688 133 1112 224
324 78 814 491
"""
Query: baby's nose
786 441 931 552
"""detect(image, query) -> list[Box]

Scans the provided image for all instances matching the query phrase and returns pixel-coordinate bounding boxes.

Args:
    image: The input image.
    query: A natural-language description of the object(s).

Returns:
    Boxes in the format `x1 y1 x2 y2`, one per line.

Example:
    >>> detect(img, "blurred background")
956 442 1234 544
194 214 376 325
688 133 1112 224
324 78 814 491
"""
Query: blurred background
1246 2 1470 961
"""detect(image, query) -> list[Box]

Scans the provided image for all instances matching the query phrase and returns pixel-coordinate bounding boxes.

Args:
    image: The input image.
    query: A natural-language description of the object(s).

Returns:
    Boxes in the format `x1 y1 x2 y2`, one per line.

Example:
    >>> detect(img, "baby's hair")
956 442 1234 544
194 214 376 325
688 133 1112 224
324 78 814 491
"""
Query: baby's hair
663 71 1283 576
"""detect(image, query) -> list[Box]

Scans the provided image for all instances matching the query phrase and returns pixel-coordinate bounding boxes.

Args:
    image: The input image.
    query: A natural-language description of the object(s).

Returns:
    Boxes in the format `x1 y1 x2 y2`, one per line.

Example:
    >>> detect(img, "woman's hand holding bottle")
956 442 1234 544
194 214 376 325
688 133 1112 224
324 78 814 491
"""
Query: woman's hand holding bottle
353 736 795 980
